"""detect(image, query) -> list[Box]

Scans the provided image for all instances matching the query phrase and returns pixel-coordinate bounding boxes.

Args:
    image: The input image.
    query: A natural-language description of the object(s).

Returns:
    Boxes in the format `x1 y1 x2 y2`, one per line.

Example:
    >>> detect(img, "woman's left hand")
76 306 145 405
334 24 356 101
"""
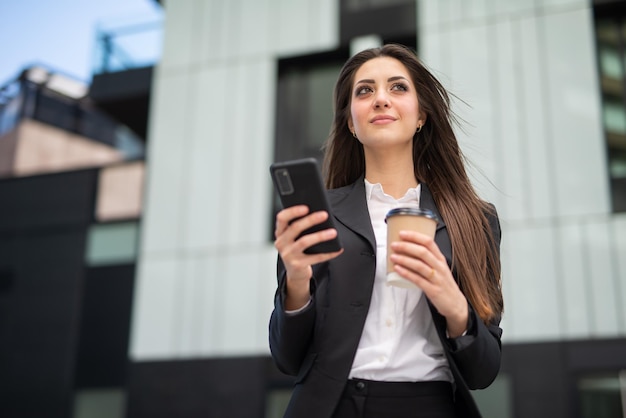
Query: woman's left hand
390 230 468 338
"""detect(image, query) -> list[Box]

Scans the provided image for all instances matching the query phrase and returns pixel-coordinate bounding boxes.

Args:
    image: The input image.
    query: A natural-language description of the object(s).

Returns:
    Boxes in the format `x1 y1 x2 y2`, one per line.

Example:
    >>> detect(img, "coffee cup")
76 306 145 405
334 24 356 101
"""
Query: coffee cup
385 207 439 289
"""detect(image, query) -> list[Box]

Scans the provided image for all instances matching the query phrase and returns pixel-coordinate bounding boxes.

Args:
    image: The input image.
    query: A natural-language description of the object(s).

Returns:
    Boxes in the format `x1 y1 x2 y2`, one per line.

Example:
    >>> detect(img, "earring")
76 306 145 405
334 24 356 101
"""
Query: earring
416 124 423 133
352 131 357 138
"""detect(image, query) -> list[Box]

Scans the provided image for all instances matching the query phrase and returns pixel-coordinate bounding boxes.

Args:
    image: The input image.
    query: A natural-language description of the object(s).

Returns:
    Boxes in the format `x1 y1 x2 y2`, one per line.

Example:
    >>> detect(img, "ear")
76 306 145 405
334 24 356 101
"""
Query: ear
347 118 354 133
418 112 427 129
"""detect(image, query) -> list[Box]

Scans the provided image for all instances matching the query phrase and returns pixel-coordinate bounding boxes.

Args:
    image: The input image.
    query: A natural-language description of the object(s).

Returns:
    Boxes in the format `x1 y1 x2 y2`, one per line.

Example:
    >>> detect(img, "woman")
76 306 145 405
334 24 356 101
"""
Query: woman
270 43 503 418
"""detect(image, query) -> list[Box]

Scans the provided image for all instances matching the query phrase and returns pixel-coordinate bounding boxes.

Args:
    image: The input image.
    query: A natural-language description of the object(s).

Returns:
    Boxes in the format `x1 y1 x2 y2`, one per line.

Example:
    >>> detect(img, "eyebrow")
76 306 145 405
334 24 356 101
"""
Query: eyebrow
355 76 409 84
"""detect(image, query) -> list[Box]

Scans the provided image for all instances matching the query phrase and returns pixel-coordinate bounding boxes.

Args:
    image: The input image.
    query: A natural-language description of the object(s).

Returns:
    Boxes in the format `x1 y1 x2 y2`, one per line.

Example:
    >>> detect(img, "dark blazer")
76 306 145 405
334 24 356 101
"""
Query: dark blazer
269 177 503 418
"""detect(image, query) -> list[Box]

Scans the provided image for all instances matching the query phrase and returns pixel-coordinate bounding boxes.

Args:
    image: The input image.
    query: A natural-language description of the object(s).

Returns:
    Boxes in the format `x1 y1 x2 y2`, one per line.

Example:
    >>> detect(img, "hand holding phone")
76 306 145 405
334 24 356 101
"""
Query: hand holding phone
270 158 342 254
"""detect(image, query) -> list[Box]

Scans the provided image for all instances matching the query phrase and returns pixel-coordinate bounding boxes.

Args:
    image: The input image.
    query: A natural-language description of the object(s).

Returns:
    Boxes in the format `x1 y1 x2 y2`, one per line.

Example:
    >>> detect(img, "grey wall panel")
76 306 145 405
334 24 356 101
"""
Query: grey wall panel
500 338 626 418
0 169 97 231
75 264 135 388
0 230 87 418
126 357 268 418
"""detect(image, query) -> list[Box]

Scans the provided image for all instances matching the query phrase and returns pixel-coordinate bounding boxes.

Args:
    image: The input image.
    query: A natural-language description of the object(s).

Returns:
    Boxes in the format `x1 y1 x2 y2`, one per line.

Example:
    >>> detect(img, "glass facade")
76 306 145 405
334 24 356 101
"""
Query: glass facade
342 0 414 12
74 389 125 418
578 372 626 418
473 374 514 418
595 16 626 211
85 222 139 267
275 52 347 164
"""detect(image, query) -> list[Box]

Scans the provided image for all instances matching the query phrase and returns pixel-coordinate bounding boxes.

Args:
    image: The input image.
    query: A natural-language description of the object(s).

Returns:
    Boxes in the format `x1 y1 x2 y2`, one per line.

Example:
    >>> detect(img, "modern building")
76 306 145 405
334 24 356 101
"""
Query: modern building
1 0 626 417
130 0 626 417
0 14 155 418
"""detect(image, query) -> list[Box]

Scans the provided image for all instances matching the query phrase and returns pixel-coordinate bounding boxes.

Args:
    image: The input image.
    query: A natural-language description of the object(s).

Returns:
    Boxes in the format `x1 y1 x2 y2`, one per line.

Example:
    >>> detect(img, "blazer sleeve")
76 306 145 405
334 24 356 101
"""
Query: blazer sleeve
444 205 503 389
268 257 317 376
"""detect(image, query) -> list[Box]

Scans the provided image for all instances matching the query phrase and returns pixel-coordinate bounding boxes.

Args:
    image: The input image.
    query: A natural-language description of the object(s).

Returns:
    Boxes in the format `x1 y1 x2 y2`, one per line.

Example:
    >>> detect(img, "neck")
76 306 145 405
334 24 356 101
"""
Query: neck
364 149 417 199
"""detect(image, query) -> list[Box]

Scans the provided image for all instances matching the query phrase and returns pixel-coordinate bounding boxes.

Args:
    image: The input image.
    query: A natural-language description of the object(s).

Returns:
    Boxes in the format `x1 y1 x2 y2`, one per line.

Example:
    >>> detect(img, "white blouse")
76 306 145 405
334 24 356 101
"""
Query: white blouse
348 179 452 383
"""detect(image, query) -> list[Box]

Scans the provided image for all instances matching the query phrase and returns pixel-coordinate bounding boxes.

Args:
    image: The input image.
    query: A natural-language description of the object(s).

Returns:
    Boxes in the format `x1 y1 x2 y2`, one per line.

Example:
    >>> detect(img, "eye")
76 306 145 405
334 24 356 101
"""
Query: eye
391 82 408 92
355 85 373 96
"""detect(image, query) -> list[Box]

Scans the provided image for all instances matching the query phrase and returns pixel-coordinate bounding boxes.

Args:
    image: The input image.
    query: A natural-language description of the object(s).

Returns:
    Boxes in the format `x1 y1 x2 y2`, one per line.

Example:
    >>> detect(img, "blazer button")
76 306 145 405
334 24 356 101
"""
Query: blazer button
356 381 365 391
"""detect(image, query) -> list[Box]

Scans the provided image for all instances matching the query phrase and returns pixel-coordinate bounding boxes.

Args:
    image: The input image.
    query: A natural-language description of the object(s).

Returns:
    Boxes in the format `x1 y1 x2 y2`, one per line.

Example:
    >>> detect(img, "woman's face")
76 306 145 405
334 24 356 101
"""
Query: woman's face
348 56 425 152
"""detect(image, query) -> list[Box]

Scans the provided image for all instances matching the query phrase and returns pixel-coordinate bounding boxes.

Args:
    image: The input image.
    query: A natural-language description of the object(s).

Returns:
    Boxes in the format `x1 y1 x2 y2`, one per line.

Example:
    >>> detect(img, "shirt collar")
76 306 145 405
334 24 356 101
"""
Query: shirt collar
364 178 421 204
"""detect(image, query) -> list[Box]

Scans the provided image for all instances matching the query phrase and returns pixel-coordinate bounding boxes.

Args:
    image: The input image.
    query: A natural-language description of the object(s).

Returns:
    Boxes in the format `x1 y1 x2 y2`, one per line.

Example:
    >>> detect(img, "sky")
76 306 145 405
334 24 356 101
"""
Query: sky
0 0 163 87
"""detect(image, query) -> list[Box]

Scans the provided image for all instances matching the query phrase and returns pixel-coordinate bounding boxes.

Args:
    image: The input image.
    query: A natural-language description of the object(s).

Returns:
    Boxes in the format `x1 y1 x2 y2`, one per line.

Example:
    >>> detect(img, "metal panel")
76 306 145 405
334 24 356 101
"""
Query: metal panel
519 16 556 220
503 224 562 341
0 168 97 231
126 357 267 418
585 219 621 335
493 19 527 222
447 23 499 204
141 73 191 254
557 221 593 336
541 9 610 217
129 257 180 359
159 0 197 70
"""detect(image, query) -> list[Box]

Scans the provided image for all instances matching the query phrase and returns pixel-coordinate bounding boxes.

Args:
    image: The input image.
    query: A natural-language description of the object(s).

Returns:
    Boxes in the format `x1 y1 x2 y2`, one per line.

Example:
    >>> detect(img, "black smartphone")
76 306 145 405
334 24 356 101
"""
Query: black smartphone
270 158 342 254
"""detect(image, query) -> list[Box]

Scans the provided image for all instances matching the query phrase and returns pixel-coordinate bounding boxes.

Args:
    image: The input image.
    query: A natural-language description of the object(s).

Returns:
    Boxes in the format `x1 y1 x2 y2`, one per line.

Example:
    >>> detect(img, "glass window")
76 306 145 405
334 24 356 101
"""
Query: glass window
265 388 291 418
603 99 626 135
271 50 347 239
577 372 626 418
472 373 514 418
343 0 414 12
339 0 417 45
275 51 347 164
85 222 139 267
74 388 125 418
595 14 626 212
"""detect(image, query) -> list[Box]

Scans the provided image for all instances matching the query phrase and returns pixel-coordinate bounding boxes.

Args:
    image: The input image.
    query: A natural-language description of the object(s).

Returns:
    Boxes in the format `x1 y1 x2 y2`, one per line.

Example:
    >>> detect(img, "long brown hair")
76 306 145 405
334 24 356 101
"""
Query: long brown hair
323 44 503 323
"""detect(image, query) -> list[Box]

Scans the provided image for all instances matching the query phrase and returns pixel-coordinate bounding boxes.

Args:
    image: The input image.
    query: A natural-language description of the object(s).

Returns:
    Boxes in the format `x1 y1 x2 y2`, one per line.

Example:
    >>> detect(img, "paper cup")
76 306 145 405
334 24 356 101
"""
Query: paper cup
385 207 439 289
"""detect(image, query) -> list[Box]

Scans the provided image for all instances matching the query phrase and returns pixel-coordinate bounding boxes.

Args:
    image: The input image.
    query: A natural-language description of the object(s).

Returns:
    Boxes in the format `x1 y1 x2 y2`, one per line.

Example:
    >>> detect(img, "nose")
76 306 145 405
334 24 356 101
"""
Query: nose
374 90 390 108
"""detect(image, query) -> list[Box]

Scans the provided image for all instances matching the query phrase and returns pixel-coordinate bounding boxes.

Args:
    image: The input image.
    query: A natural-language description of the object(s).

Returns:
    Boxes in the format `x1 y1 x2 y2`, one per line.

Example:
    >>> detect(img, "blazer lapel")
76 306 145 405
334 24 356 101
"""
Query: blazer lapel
329 179 445 251
328 176 376 253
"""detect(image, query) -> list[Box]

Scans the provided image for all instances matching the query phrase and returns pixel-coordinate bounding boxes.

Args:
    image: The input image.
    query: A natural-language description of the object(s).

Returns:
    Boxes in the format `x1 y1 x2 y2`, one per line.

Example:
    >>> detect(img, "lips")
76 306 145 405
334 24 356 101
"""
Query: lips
370 115 397 124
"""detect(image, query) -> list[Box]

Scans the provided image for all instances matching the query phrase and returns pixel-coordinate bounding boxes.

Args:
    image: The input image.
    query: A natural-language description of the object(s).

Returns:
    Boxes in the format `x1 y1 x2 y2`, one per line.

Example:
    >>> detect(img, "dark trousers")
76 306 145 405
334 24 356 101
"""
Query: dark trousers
332 379 457 418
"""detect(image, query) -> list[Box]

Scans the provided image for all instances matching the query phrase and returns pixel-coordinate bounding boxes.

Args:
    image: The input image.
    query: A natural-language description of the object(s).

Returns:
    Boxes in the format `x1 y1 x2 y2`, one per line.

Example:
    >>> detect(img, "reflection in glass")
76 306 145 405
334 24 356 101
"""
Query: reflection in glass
595 17 626 211
74 389 125 418
343 0 413 12
603 100 626 135
276 60 343 160
578 373 625 418
610 150 626 178
265 388 291 418
473 373 514 418
600 46 622 80
85 222 139 267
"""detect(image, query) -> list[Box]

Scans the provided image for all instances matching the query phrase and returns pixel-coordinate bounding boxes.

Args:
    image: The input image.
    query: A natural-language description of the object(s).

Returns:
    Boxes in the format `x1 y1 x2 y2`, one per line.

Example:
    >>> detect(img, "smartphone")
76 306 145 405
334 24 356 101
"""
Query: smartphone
270 158 342 254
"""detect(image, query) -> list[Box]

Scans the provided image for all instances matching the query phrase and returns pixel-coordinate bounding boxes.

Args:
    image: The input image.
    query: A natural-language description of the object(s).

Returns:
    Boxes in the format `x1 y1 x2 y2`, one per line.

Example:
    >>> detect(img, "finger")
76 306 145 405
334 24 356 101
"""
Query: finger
275 205 309 237
390 254 435 281
390 240 438 268
392 263 435 293
276 208 328 242
398 230 446 262
286 211 330 240
293 227 338 253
